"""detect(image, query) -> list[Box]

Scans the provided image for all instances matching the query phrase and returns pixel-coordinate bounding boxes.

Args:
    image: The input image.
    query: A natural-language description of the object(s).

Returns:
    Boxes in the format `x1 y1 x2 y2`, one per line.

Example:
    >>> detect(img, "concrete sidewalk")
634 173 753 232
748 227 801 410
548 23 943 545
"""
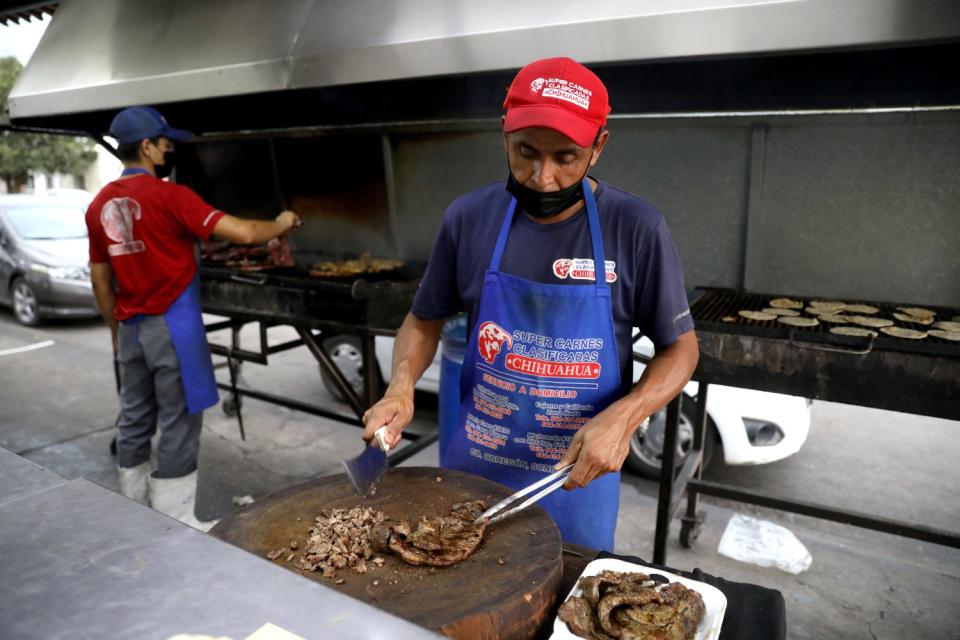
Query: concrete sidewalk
2 317 958 639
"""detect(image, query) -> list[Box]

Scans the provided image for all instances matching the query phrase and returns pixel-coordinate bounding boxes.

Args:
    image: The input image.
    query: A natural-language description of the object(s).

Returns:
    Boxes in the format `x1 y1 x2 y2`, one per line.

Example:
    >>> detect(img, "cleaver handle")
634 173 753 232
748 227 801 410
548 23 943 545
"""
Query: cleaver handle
374 426 391 452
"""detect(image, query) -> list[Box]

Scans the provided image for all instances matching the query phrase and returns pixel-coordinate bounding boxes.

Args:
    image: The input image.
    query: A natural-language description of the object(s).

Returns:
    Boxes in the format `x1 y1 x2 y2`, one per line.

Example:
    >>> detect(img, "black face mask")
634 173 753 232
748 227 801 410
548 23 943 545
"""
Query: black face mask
154 150 176 179
505 162 591 219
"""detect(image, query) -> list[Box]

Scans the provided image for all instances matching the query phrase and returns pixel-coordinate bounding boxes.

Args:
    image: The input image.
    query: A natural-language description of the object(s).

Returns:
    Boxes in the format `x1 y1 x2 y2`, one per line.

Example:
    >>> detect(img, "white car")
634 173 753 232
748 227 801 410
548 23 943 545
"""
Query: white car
321 327 811 480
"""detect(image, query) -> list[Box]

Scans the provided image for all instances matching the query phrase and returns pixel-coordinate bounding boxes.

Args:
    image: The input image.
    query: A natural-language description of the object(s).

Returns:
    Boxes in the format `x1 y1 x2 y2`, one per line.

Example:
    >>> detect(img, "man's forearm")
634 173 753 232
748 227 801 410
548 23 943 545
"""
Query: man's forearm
92 282 118 331
387 313 446 396
606 330 700 433
90 264 118 335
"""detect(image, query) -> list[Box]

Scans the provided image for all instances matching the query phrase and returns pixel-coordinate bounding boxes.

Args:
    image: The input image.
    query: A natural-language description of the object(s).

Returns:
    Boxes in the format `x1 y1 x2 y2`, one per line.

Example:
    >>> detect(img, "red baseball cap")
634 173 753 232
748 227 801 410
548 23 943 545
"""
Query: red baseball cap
503 57 610 148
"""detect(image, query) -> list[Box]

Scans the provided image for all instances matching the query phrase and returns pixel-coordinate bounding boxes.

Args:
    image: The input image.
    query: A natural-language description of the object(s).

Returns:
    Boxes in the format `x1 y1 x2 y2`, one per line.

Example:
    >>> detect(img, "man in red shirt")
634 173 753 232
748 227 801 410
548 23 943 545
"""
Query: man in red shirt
87 106 301 530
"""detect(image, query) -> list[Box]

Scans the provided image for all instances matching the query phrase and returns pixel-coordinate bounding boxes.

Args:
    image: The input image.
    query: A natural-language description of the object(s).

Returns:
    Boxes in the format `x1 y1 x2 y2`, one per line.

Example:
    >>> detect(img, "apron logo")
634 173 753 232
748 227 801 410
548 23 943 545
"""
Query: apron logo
477 321 512 364
505 354 602 379
552 258 617 283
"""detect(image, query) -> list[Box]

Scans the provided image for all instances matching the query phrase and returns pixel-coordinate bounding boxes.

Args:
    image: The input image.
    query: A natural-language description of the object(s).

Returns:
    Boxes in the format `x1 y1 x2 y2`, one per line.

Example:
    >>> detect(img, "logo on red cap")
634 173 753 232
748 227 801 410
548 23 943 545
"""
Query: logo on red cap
504 57 609 148
529 77 592 111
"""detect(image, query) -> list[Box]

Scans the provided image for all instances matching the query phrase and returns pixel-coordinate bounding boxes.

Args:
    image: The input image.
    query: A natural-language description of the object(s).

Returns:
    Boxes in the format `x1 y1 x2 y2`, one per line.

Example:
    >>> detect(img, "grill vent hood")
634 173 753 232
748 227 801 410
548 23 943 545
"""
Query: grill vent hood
8 0 960 134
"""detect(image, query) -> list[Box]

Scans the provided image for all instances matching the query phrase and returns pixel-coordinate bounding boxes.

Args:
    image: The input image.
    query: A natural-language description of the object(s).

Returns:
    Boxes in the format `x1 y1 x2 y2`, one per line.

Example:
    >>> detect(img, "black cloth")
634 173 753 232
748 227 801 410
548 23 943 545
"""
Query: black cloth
597 551 786 640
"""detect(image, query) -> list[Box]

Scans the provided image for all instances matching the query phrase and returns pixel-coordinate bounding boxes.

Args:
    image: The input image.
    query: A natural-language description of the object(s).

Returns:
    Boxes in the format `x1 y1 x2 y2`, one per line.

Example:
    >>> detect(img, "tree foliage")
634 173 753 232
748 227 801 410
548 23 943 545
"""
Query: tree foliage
0 56 97 192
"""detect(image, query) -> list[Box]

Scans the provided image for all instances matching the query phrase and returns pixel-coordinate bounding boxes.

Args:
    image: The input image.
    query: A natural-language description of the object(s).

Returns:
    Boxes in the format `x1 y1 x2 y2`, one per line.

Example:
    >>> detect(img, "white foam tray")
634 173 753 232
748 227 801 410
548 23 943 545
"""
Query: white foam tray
550 557 727 640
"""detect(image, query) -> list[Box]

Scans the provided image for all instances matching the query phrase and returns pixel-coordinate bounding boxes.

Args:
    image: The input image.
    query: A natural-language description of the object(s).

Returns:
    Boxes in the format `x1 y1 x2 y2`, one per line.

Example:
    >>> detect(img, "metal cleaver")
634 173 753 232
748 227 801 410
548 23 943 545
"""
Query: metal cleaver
342 426 391 497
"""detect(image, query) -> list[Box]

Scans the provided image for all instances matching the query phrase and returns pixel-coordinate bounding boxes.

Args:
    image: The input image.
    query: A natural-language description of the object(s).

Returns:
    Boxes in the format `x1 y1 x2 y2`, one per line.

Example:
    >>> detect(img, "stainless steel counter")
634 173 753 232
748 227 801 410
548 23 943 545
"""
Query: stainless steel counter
0 447 439 640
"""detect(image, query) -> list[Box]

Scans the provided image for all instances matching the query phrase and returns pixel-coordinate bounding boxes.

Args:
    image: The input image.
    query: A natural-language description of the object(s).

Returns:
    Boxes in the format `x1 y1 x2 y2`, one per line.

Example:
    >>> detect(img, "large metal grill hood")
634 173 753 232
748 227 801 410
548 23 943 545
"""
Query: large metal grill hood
8 0 960 126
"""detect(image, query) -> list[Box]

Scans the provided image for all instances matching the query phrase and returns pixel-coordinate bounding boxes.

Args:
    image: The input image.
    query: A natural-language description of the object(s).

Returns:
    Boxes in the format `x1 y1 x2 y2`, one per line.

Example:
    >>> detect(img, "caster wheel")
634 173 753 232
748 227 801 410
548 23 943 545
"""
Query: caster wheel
679 512 705 548
222 396 242 417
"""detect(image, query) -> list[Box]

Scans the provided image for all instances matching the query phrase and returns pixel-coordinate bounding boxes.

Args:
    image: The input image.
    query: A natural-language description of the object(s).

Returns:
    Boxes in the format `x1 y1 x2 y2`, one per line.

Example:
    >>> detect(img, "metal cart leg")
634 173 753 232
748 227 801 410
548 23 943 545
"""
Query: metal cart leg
226 325 246 440
361 331 378 408
653 394 682 565
679 383 709 548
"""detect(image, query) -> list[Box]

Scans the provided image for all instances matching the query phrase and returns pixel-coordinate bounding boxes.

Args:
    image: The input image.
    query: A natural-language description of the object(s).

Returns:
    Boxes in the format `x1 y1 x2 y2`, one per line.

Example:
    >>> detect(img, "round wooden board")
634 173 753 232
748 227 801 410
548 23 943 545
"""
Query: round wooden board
210 466 563 639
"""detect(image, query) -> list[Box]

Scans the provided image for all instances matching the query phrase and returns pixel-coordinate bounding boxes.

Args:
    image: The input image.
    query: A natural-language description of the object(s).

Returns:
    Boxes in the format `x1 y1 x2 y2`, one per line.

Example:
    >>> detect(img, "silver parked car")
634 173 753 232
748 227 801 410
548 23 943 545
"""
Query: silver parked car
0 193 99 326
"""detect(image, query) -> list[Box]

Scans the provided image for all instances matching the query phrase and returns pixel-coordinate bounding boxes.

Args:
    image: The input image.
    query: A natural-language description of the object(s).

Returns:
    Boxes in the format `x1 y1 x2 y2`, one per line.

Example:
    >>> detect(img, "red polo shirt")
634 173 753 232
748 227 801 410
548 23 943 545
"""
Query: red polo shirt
86 175 225 320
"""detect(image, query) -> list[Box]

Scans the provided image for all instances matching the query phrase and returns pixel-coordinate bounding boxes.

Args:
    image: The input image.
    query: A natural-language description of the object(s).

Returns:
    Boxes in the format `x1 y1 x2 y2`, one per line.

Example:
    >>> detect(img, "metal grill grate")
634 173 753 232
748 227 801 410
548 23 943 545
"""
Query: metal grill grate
690 288 960 358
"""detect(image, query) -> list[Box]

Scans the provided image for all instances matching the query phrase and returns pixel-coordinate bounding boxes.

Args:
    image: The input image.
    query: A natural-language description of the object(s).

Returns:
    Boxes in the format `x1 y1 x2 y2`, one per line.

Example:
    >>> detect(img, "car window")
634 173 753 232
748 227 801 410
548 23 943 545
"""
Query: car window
5 204 89 240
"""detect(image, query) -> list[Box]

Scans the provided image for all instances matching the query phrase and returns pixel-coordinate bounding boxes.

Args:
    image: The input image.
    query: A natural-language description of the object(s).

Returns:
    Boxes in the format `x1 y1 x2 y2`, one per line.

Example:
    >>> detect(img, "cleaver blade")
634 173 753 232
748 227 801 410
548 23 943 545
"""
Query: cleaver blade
342 426 391 497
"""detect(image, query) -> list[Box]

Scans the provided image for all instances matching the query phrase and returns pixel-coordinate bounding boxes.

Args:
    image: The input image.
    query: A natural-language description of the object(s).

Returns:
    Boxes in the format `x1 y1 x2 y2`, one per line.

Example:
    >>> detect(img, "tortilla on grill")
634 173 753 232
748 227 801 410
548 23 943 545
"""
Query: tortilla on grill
893 312 933 326
809 300 846 311
830 326 878 337
843 304 880 314
847 316 894 328
817 313 850 324
721 316 737 323
929 329 960 342
762 307 801 316
932 320 960 332
739 310 777 321
777 316 819 327
897 306 936 318
768 298 804 309
805 306 838 316
880 326 927 340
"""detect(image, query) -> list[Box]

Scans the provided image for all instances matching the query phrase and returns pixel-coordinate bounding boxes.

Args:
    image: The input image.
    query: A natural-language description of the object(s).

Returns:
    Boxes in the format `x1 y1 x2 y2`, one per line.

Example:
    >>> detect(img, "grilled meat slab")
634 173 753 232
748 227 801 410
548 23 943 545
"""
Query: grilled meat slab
369 500 487 567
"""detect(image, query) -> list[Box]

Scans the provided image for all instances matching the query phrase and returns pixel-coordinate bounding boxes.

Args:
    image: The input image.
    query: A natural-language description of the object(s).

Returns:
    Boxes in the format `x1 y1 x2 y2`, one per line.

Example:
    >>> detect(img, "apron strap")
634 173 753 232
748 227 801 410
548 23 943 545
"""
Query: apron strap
493 179 607 290
489 198 518 272
582 179 606 290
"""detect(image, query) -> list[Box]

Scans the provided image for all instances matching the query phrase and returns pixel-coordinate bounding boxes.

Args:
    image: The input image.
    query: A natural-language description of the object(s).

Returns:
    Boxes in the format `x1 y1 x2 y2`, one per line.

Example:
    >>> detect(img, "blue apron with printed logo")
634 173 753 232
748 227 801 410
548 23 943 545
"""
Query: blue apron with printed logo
440 180 622 550
164 276 219 415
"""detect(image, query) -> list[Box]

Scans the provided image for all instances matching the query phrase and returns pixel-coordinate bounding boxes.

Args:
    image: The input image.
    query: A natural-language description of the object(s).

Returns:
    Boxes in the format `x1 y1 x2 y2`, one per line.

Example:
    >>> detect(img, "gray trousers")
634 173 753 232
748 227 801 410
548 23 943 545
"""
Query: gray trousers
116 315 203 478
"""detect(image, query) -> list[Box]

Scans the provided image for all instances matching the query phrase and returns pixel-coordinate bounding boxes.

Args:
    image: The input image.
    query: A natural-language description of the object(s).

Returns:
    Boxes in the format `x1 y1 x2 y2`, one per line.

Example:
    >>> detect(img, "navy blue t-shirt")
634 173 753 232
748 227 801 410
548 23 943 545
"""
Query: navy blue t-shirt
412 179 694 389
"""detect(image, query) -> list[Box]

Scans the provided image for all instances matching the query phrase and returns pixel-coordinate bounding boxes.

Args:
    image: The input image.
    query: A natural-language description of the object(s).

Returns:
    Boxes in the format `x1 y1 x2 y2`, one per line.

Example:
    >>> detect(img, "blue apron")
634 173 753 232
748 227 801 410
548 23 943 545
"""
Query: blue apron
119 167 219 415
441 180 622 550
164 276 220 415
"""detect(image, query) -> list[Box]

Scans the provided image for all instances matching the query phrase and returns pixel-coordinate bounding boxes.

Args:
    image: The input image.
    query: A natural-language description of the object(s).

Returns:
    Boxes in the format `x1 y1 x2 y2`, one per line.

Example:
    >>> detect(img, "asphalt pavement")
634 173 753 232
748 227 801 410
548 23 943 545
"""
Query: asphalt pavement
1 312 958 639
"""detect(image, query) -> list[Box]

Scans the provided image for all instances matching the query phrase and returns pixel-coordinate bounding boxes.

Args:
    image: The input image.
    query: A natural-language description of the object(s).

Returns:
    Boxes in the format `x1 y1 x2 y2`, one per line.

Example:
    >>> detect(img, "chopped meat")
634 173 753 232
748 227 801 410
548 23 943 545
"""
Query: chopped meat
373 500 487 567
559 570 705 640
266 548 284 560
297 506 387 579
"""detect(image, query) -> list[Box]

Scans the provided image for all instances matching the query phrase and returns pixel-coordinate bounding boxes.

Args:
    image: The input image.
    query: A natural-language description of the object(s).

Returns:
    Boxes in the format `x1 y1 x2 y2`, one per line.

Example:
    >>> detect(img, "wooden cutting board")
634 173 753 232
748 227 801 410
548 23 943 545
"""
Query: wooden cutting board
210 466 563 639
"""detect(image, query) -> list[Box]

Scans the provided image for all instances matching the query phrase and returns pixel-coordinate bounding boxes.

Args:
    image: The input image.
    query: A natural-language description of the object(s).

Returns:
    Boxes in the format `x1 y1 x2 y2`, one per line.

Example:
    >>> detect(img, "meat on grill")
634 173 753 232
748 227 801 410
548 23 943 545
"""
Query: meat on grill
369 500 487 567
201 236 294 271
557 570 705 640
309 252 403 278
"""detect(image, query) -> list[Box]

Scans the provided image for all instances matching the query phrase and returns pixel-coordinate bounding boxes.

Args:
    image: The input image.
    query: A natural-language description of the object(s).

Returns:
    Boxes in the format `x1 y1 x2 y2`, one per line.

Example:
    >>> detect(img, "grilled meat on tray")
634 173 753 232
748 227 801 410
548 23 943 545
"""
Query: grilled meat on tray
558 569 705 640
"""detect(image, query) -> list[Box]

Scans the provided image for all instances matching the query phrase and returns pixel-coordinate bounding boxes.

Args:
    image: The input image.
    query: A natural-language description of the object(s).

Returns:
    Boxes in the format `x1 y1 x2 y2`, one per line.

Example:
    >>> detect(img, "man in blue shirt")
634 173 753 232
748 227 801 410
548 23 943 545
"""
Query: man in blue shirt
362 57 698 549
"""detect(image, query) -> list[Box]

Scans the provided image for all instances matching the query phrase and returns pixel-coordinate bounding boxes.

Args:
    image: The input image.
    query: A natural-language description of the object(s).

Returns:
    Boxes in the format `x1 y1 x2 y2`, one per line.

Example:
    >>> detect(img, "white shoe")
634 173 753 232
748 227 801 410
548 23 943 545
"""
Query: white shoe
118 461 151 505
148 470 219 532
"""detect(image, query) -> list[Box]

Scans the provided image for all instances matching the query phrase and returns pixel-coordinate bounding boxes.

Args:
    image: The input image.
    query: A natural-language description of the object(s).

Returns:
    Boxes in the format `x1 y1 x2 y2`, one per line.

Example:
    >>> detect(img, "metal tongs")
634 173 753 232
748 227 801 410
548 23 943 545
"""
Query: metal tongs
474 464 573 525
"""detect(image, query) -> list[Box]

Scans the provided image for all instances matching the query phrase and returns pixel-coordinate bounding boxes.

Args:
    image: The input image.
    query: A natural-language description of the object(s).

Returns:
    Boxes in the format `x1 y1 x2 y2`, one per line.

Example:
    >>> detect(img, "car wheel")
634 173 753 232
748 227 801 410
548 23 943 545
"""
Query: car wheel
11 277 41 326
626 396 716 480
319 335 383 402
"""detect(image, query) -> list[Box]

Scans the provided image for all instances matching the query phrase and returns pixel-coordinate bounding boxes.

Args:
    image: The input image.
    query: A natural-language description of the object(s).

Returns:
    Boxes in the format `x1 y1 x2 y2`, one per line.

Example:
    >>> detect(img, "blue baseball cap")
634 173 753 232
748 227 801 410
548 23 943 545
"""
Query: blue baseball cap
109 106 192 145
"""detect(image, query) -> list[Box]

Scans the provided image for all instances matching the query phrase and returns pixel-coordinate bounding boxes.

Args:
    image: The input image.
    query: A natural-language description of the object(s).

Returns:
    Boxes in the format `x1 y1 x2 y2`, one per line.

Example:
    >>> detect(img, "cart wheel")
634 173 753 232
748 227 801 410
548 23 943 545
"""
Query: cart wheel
679 513 704 549
222 396 242 417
